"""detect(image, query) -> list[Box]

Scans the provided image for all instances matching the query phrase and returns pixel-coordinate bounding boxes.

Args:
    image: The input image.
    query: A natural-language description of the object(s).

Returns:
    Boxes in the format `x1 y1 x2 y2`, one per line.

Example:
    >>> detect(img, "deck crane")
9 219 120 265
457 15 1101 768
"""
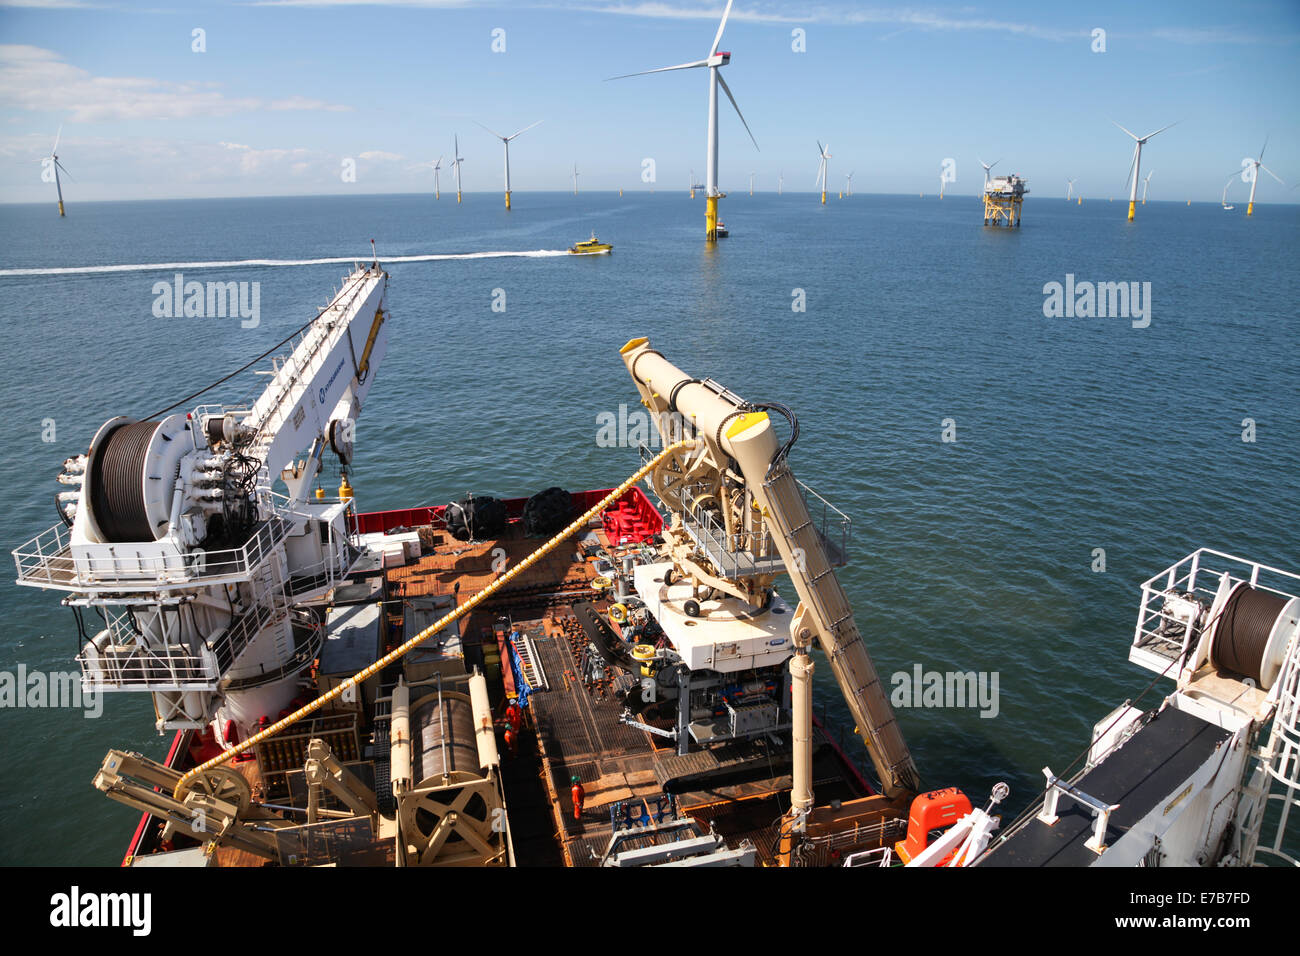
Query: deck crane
618 339 922 842
15 258 391 745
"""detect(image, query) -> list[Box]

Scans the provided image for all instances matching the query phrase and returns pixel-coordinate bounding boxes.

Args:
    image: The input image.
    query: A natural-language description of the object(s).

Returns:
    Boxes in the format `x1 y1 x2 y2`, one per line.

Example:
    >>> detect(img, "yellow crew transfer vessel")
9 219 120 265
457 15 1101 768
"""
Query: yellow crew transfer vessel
569 232 612 255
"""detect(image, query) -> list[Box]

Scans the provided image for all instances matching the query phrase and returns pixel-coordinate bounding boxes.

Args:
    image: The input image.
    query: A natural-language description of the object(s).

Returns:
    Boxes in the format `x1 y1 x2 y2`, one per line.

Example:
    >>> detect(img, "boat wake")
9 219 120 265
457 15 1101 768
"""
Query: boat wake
0 249 570 278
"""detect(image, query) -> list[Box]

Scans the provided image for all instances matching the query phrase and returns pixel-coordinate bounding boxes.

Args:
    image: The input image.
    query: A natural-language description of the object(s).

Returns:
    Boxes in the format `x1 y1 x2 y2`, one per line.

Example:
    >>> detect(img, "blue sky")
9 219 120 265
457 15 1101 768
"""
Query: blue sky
1 0 1297 202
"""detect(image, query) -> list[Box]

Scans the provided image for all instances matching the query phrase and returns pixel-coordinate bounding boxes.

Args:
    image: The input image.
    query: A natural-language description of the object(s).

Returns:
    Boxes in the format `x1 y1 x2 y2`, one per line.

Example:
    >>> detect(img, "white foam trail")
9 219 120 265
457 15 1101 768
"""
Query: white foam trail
0 249 571 278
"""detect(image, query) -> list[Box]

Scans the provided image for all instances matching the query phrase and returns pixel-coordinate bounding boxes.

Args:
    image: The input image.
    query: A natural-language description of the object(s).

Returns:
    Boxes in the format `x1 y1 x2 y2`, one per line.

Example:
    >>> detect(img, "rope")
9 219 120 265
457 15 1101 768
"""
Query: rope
173 438 698 800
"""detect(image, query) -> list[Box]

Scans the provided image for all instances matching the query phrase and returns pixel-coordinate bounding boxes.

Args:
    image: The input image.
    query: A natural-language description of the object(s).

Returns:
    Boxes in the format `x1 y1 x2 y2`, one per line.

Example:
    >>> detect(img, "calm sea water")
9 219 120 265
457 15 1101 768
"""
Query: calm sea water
0 191 1296 865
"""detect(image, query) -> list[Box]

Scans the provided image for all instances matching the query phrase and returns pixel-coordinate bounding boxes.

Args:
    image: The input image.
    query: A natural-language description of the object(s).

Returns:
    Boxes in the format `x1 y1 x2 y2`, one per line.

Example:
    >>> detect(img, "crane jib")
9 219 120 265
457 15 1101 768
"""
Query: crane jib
318 355 347 406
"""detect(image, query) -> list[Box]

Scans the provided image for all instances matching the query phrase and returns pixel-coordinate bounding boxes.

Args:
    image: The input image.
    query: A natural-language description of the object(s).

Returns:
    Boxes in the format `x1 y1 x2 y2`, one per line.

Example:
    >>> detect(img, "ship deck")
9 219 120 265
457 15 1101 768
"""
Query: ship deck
125 488 876 867
382 502 870 866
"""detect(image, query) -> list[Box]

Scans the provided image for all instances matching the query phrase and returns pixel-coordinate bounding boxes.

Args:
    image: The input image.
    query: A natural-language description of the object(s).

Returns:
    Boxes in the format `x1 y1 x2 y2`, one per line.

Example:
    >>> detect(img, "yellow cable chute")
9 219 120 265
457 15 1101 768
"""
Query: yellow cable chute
173 439 697 800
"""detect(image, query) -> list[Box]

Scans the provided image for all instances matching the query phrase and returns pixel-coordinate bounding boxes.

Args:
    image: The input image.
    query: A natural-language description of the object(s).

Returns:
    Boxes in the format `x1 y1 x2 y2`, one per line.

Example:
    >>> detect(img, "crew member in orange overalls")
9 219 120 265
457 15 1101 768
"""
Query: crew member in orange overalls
571 775 584 820
503 725 518 758
505 700 522 736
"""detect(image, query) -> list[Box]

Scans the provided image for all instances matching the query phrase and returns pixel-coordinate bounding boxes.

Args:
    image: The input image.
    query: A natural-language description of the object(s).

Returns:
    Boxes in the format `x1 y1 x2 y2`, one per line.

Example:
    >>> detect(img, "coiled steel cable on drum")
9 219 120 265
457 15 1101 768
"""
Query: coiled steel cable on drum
88 420 161 542
1212 585 1288 686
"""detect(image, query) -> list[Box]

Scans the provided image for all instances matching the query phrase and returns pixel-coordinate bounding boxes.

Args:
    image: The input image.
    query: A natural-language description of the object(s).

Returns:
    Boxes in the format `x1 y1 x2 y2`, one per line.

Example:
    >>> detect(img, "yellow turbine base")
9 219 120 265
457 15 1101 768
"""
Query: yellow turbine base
457 191 462 204
505 191 511 210
57 201 65 217
705 195 719 241
1077 197 1081 205
821 191 826 205
1247 202 1254 216
1127 200 1136 221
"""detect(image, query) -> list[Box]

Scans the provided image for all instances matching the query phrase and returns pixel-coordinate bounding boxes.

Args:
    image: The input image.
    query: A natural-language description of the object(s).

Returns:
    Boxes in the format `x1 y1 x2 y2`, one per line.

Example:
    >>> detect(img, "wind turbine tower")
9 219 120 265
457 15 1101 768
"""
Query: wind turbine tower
45 126 70 217
816 141 831 204
1113 119 1175 221
1239 136 1287 216
452 135 464 204
608 0 757 241
477 120 542 210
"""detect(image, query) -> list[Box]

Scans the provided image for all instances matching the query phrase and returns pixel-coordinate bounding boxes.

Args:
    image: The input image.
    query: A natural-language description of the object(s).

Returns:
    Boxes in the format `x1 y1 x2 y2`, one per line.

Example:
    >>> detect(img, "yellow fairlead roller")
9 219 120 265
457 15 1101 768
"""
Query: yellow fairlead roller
608 602 629 624
173 439 700 800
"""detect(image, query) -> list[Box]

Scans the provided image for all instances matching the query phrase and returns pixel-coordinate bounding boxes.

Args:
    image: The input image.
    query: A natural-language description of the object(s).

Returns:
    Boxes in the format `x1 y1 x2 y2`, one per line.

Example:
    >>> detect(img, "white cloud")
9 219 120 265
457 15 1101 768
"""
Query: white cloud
359 150 404 161
0 44 352 122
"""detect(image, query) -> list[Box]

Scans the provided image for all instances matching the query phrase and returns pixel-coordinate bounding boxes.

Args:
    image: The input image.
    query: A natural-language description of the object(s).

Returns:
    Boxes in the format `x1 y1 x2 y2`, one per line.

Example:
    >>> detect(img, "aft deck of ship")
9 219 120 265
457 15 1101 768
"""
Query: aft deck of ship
374 490 873 866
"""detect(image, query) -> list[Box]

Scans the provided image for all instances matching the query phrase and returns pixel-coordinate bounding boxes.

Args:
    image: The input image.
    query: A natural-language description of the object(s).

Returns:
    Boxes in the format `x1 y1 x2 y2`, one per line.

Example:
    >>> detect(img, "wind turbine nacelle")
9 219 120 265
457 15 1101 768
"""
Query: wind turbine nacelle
708 52 731 66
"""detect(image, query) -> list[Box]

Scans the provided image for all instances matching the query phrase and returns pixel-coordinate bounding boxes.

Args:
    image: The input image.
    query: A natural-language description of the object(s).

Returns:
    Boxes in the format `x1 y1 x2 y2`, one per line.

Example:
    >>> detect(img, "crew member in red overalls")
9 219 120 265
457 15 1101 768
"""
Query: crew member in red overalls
503 725 518 758
571 775 585 821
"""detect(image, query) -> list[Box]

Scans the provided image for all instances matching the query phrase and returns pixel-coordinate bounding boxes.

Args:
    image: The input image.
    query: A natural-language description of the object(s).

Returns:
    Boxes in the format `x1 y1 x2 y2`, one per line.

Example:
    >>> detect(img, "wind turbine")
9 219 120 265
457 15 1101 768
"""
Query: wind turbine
778 170 783 195
749 171 755 196
608 0 758 241
978 158 999 192
1237 136 1287 216
1141 170 1153 204
430 156 444 199
476 120 541 210
572 162 579 196
844 171 854 197
1112 119 1176 221
451 135 464 204
939 163 947 200
1066 178 1076 202
815 141 831 204
45 125 71 217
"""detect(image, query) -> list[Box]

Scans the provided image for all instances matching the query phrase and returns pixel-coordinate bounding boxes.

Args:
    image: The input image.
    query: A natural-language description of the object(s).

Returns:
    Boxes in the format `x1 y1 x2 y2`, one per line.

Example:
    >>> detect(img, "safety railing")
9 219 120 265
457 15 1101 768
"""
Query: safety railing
1131 550 1300 671
13 515 290 592
78 606 216 691
636 442 852 579
12 521 75 587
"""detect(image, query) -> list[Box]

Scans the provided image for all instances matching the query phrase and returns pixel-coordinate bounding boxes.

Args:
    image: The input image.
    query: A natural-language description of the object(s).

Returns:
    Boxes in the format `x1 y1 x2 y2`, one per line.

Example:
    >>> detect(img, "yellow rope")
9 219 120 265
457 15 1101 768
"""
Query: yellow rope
173 439 697 800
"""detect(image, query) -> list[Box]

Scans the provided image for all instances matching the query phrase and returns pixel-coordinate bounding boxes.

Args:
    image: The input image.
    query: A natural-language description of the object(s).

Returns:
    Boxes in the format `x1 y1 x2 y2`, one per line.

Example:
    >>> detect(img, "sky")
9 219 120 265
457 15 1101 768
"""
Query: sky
0 0 1298 203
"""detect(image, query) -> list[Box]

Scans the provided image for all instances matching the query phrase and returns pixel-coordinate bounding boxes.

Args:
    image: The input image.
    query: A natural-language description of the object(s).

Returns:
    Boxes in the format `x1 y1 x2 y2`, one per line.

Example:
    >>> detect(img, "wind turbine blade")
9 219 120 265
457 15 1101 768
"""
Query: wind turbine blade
52 124 62 155
1259 164 1286 186
816 140 825 158
1142 121 1178 141
716 74 758 150
1125 143 1138 192
607 60 709 80
710 0 734 56
1257 134 1269 164
54 159 73 181
474 121 506 141
507 120 543 141
1109 119 1140 141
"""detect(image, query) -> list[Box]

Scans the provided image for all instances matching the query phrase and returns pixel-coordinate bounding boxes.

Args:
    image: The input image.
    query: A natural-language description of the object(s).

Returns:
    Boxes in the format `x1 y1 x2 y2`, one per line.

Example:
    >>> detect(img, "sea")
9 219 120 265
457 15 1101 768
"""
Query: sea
0 190 1296 865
